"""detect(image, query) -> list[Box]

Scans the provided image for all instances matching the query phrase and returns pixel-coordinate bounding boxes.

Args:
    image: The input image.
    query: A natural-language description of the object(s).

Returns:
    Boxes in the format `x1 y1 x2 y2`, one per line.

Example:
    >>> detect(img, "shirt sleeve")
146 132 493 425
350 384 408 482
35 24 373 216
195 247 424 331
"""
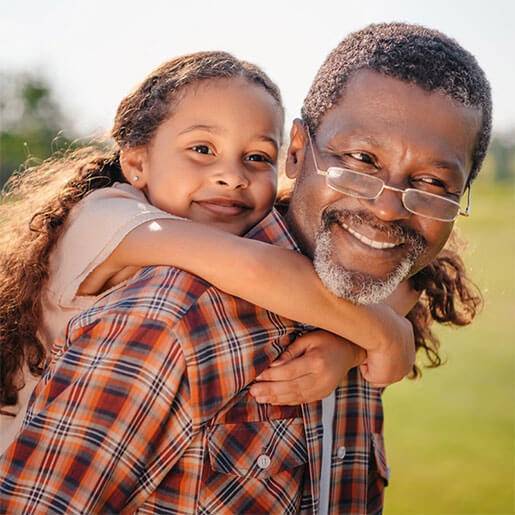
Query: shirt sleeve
49 183 183 308
0 309 194 513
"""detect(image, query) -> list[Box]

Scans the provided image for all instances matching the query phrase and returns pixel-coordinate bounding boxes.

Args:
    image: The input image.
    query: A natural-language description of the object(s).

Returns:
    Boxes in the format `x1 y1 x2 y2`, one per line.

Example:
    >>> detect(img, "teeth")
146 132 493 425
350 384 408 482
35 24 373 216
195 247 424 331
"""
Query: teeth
342 223 400 250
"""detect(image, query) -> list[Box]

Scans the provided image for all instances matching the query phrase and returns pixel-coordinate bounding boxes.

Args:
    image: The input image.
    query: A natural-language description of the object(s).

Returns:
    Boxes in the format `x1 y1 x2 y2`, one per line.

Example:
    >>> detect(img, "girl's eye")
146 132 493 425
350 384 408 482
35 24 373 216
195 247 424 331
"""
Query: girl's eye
190 145 214 155
246 153 273 164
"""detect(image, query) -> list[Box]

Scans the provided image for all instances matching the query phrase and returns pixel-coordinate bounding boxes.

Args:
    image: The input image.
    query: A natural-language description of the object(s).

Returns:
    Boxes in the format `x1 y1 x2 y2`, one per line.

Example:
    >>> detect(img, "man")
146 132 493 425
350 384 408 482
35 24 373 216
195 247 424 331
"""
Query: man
0 23 491 514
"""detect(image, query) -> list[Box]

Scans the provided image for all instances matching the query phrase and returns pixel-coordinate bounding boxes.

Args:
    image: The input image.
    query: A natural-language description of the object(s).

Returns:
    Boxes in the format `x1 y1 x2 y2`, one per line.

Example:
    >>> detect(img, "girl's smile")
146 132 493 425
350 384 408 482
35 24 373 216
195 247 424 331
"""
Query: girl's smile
193 196 252 217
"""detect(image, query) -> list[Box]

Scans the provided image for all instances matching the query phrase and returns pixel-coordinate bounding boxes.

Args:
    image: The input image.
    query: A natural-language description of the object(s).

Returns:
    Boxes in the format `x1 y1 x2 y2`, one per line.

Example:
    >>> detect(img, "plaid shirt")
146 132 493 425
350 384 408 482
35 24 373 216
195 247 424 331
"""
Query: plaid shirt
0 210 389 514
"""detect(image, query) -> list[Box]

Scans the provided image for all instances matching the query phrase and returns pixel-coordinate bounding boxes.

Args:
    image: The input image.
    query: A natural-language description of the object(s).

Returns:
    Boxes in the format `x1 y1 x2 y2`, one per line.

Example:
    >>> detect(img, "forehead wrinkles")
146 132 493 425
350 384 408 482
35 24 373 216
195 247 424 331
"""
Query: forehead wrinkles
317 103 476 182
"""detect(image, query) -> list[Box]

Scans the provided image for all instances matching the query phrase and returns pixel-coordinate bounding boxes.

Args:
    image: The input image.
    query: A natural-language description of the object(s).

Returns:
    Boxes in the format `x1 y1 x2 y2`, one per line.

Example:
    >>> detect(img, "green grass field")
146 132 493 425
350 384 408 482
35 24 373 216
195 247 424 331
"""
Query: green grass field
383 182 515 515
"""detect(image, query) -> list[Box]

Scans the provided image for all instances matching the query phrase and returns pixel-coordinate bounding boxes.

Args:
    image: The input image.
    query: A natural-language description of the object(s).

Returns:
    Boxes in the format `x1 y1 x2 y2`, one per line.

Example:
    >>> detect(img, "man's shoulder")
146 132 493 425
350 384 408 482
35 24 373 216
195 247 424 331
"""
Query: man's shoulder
73 266 211 329
245 208 299 251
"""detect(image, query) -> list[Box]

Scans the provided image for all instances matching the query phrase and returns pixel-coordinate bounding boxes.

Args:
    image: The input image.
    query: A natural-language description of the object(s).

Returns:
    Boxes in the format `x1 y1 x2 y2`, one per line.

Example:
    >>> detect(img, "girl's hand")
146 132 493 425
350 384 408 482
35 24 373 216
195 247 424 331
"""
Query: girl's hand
362 305 415 386
361 279 420 386
249 331 365 405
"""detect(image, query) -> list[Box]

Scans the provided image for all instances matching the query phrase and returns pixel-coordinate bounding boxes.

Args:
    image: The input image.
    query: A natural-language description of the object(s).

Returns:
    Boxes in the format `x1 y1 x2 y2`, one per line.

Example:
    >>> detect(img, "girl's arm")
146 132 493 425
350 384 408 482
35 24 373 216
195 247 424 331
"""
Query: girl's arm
79 218 412 361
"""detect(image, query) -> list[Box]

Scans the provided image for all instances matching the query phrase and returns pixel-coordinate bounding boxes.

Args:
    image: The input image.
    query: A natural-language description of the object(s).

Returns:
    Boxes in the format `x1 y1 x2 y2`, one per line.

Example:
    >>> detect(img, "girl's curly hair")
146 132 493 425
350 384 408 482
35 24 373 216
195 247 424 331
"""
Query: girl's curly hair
0 51 284 407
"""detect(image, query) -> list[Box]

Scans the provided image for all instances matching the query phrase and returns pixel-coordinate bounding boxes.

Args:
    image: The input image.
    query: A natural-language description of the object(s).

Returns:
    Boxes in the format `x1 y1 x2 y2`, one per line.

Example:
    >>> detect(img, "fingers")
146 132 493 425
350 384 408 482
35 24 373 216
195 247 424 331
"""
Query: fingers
268 335 311 368
250 380 305 405
251 331 353 404
249 376 331 406
256 354 312 382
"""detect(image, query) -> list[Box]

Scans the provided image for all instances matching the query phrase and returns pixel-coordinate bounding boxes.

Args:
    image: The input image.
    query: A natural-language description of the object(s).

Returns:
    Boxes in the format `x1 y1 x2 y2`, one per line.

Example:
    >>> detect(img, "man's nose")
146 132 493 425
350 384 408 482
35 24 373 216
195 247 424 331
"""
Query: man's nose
362 186 411 222
211 165 250 189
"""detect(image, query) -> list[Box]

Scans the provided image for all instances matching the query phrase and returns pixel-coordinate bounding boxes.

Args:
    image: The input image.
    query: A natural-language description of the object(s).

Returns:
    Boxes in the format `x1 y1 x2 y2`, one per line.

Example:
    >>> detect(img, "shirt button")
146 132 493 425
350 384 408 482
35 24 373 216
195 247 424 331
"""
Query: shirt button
257 454 271 469
337 446 346 459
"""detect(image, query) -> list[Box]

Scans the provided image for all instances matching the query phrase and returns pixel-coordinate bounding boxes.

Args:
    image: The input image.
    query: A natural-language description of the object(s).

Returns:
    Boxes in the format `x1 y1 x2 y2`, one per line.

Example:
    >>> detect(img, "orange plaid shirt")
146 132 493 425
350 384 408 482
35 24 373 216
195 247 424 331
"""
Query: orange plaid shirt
0 210 389 514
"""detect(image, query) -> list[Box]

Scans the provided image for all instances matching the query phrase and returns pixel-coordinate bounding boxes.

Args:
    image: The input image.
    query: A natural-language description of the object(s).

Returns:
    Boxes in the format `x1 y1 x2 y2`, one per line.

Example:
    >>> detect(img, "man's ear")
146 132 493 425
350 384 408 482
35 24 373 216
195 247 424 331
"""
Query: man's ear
285 119 309 179
119 147 149 189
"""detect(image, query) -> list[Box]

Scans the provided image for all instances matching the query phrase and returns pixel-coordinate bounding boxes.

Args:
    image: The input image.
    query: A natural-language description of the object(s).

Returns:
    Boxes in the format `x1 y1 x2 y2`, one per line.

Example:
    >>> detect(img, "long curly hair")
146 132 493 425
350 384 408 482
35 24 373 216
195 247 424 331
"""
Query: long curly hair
0 51 284 407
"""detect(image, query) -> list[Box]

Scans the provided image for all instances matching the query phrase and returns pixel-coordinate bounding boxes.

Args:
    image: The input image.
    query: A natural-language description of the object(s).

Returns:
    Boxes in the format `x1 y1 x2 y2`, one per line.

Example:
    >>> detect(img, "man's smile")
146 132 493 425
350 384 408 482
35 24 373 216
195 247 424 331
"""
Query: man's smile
321 208 416 258
341 222 404 250
330 222 408 275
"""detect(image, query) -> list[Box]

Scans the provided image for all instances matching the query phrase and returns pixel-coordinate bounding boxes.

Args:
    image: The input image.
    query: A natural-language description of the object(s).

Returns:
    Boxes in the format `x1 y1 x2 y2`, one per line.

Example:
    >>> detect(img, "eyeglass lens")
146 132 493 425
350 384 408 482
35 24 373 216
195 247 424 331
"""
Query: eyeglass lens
326 168 459 221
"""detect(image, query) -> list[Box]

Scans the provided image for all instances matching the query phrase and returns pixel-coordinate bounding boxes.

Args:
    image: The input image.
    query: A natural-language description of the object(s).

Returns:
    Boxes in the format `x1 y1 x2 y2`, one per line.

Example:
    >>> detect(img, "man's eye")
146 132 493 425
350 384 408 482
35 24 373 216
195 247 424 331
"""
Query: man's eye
191 145 213 155
415 177 444 187
348 152 375 165
412 176 456 196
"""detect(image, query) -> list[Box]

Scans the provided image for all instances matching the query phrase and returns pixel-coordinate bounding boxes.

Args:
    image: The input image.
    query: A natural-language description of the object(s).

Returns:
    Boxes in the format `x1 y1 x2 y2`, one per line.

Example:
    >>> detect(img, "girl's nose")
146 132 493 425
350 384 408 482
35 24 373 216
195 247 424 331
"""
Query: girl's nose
211 166 250 189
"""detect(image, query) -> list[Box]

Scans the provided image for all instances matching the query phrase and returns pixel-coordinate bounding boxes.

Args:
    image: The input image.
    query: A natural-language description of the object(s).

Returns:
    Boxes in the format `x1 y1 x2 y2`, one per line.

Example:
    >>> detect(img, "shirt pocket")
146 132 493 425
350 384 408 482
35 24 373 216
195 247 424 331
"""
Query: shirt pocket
206 417 307 478
371 432 390 484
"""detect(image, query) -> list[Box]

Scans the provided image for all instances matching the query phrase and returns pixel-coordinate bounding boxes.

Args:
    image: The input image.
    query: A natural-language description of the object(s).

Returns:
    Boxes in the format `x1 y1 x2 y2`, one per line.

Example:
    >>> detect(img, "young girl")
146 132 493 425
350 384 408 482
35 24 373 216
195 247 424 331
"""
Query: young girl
0 51 416 453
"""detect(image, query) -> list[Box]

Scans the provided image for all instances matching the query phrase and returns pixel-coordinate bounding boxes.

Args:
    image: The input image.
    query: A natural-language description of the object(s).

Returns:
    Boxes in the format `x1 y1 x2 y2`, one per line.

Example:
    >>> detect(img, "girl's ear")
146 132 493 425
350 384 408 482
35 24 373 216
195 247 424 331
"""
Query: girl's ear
285 119 309 179
120 147 149 189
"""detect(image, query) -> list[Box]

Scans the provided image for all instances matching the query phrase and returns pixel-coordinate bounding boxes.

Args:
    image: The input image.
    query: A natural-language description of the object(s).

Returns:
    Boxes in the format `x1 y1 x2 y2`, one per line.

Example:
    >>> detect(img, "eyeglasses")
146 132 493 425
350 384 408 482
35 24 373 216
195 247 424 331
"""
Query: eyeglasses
306 129 471 222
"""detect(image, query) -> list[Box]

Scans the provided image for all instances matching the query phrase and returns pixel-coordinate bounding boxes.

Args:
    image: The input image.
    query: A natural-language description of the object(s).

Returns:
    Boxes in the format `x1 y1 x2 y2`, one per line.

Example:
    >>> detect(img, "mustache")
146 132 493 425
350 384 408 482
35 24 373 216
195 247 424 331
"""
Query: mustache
321 207 427 248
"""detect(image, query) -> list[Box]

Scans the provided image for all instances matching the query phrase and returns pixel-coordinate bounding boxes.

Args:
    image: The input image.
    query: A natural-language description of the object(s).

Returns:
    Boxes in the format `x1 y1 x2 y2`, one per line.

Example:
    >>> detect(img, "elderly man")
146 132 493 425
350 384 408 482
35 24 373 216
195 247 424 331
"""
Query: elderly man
0 23 490 514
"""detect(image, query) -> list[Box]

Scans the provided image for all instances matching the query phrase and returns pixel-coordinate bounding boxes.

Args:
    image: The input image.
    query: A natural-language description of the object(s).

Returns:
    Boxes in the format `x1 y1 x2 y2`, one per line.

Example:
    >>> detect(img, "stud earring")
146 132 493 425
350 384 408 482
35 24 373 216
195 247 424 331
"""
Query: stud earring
133 176 140 182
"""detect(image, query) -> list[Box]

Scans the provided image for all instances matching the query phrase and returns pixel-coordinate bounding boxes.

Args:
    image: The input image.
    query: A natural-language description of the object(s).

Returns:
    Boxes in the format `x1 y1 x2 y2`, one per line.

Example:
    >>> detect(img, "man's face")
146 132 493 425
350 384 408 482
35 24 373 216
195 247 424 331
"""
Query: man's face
286 69 481 303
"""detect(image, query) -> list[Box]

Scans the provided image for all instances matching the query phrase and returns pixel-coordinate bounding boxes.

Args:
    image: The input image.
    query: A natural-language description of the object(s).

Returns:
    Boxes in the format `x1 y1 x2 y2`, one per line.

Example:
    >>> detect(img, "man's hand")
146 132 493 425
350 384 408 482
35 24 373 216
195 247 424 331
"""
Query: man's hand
249 331 365 405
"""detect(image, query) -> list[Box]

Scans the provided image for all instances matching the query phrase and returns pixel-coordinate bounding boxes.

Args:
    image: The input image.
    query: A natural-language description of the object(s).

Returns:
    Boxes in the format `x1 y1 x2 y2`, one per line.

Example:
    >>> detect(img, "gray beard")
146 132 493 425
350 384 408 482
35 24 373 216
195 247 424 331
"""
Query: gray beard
313 210 427 305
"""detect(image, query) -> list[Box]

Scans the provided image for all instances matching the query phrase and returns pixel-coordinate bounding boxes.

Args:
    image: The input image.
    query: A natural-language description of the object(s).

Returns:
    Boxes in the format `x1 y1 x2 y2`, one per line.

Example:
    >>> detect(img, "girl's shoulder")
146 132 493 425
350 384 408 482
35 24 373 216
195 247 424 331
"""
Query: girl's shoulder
69 182 176 236
46 183 179 308
76 182 152 214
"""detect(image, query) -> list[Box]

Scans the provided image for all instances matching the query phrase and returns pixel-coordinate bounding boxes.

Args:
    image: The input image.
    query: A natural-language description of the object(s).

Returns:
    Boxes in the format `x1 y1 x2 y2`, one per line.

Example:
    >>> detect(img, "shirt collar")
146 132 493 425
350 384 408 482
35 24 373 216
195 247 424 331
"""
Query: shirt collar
244 208 300 252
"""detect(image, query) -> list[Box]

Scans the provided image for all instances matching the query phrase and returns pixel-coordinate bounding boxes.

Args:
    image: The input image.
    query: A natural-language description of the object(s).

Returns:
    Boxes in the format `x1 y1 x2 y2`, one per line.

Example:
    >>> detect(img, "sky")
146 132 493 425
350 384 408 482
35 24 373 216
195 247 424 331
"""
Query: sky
2 0 514 137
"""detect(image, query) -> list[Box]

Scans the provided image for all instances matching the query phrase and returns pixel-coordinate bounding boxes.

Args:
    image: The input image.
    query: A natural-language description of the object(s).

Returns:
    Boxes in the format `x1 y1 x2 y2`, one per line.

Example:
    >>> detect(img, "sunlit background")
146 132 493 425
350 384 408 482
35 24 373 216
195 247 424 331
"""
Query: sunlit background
1 1 514 513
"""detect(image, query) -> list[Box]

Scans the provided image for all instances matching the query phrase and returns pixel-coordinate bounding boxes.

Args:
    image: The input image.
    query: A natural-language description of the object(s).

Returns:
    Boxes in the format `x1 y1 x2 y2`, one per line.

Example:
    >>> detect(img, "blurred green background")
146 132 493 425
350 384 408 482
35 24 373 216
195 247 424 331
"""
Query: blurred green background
384 181 515 514
1 73 514 514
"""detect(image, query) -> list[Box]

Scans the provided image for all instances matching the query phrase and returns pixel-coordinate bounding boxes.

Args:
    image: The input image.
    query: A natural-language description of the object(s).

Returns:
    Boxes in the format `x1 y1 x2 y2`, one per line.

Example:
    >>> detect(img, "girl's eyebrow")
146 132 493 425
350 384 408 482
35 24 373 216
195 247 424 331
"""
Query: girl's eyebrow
179 125 279 150
258 135 279 151
178 124 223 135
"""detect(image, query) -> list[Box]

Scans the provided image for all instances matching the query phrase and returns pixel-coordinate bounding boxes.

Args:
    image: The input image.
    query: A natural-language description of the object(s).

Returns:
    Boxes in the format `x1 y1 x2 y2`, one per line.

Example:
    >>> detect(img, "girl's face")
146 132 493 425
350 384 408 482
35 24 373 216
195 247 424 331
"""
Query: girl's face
122 78 283 235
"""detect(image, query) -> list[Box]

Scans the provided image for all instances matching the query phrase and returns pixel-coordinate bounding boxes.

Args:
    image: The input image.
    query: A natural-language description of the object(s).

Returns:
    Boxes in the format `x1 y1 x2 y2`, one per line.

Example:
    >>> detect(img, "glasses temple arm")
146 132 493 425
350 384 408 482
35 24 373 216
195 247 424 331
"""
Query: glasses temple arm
460 186 472 216
305 126 323 173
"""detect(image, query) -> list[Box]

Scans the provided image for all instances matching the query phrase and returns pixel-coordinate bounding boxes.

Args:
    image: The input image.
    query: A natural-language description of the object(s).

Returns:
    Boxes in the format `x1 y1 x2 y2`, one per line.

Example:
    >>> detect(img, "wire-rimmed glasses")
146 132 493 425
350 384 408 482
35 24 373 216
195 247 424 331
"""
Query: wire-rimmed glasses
306 129 471 222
